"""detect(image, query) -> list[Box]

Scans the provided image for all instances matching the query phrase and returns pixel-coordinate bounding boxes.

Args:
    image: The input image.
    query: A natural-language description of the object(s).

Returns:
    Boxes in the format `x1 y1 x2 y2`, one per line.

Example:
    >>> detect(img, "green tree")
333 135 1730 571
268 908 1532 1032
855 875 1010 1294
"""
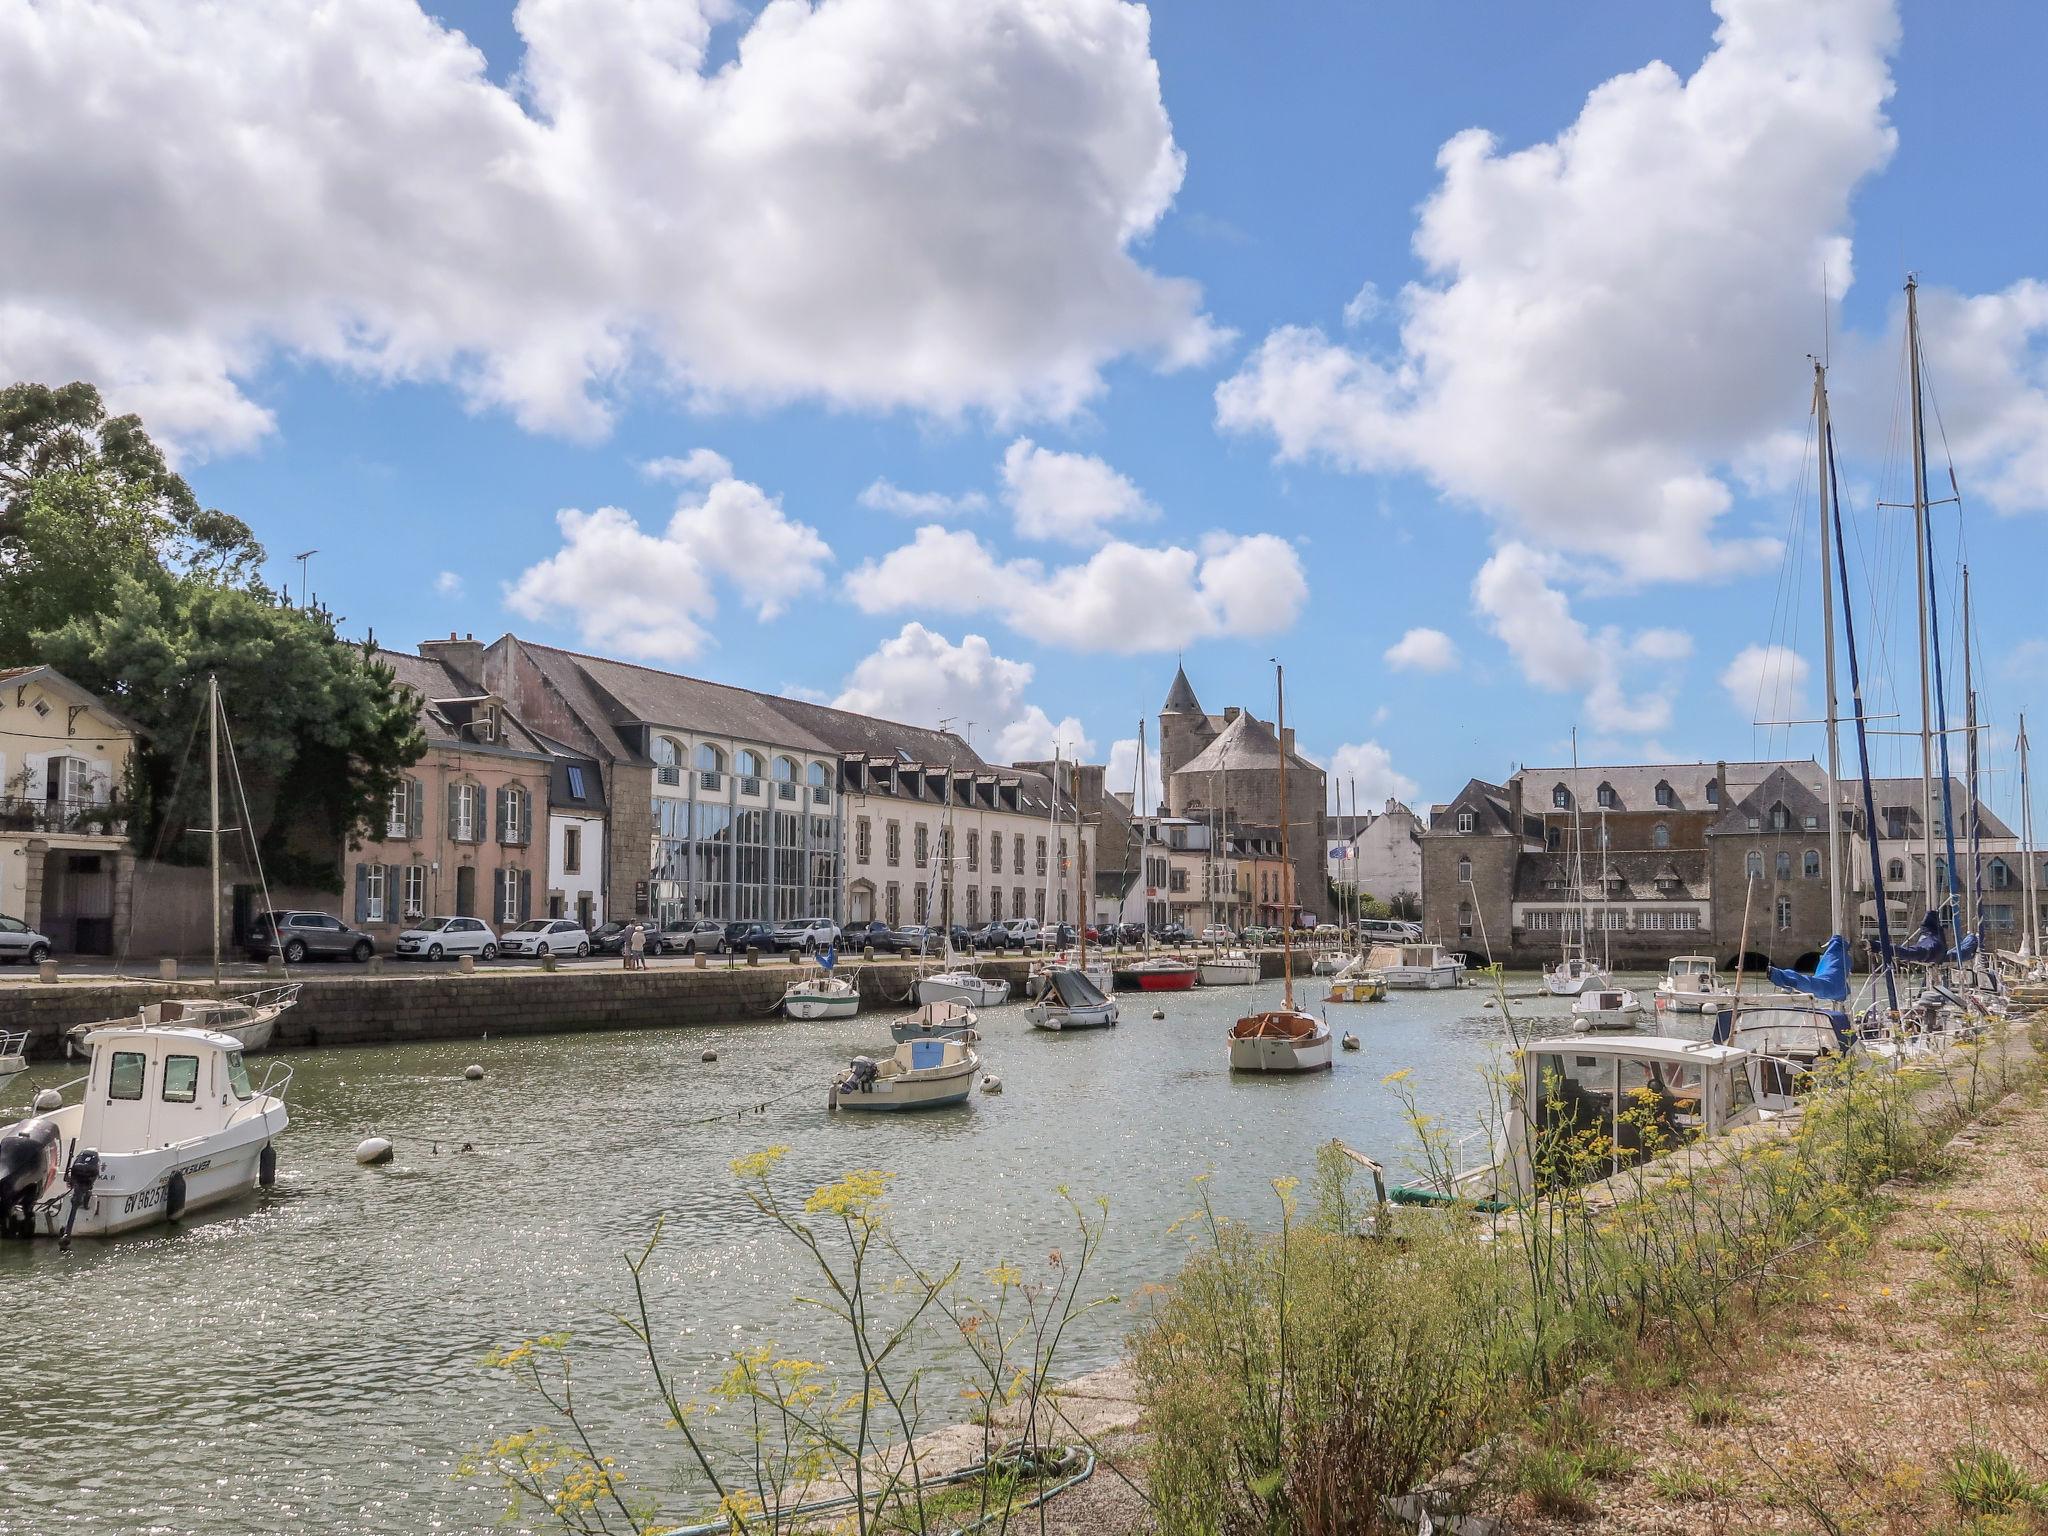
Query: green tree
36 573 425 877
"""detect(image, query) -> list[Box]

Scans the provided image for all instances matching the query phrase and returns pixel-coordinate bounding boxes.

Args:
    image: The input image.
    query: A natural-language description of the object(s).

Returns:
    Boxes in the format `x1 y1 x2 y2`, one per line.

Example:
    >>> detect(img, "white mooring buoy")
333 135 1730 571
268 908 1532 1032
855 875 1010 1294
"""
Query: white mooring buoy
355 1136 395 1166
32 1089 62 1114
464 1064 485 1080
1342 1033 1361 1052
980 1074 1003 1095
702 1048 718 1062
1151 1008 1165 1020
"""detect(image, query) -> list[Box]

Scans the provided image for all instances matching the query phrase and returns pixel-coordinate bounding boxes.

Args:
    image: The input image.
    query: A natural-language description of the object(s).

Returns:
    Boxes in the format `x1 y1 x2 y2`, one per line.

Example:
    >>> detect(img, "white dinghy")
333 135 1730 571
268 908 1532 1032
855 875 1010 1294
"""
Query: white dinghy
1026 968 1120 1031
914 968 1010 1008
1571 987 1645 1032
889 998 979 1044
0 1023 289 1244
781 966 860 1020
1198 950 1260 987
829 1036 981 1112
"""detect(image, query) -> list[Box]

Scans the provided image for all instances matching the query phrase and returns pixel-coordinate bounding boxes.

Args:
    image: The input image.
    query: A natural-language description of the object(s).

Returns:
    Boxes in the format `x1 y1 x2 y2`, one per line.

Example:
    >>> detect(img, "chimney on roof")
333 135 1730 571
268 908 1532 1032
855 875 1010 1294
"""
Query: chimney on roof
1509 778 1524 838
1223 706 1241 724
421 633 486 687
1716 759 1728 806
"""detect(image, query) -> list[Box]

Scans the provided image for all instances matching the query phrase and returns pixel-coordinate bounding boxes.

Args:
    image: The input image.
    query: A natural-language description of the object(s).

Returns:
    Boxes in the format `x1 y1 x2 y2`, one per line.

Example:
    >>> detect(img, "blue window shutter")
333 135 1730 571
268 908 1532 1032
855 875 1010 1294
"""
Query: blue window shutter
518 868 532 922
354 863 369 923
493 867 506 921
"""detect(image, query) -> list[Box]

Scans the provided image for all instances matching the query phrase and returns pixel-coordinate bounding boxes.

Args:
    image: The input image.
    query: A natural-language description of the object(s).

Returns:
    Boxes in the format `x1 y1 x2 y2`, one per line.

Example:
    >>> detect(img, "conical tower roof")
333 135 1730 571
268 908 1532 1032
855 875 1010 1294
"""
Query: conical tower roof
1162 664 1201 715
1178 709 1287 776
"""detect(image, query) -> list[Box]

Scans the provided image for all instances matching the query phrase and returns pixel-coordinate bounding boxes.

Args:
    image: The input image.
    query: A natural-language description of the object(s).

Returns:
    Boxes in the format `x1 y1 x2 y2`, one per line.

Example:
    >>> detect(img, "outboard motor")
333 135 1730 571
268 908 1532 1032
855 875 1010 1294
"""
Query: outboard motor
59 1148 102 1250
0 1117 61 1239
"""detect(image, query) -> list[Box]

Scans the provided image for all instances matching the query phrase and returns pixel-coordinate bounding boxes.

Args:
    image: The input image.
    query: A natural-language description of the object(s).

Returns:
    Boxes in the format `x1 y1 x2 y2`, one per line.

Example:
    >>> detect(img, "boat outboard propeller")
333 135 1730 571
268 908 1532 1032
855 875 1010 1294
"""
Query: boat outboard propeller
0 1117 60 1239
59 1148 102 1250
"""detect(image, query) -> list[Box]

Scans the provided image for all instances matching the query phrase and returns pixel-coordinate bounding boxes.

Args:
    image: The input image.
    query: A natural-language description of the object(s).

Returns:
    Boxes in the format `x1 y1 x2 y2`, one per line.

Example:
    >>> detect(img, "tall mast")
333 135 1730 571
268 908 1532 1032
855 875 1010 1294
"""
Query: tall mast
1139 721 1151 953
1275 661 1294 1009
1815 363 1848 940
1963 567 1981 940
1348 776 1360 940
209 673 222 988
1909 279 1965 947
2022 715 2039 959
1907 277 1938 921
1073 761 1088 967
1568 727 1587 963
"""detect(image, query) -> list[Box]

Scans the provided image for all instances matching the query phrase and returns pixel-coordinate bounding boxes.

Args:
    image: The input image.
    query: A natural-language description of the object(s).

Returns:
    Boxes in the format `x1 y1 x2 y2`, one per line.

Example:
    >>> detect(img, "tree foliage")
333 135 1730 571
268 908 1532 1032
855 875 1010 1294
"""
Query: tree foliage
4 379 422 873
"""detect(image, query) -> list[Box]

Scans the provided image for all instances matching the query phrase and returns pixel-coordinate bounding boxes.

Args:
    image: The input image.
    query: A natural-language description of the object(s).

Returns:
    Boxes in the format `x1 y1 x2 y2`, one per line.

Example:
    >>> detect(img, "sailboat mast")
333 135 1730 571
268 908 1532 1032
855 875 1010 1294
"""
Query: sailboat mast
1348 775 1360 940
1275 661 1293 1009
208 673 222 988
2022 715 2039 960
1568 727 1587 962
1963 567 1981 941
1815 363 1848 941
1907 277 1939 920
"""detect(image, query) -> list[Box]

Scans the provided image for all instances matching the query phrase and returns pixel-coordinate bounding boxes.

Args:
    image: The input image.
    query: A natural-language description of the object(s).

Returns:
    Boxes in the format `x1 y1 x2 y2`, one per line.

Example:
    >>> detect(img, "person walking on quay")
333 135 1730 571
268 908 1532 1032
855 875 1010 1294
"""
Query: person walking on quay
628 920 648 972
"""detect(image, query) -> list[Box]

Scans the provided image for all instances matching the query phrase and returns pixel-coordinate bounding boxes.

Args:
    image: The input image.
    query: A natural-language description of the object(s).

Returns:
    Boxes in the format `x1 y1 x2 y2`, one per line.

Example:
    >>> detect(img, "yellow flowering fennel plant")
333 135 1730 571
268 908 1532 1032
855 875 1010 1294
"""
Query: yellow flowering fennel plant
467 1151 1117 1536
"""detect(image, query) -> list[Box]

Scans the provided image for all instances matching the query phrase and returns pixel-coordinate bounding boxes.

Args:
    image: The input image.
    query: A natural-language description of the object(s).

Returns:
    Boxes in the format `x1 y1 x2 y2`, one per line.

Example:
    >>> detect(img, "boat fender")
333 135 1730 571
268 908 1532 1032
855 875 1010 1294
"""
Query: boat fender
164 1169 187 1221
59 1148 102 1250
464 1064 485 1081
32 1089 62 1114
354 1136 395 1166
0 1118 61 1238
259 1143 278 1187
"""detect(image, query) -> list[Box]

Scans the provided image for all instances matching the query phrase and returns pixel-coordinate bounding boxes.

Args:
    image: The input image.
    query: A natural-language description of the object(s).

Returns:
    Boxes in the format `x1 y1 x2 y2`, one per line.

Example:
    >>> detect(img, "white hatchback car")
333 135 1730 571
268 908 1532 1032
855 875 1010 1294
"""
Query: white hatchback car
395 915 499 960
0 915 53 964
497 918 592 958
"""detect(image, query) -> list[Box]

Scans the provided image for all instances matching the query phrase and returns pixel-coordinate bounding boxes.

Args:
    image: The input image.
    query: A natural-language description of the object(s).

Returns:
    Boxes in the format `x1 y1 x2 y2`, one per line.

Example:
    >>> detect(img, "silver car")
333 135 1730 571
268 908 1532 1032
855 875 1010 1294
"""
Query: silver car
497 918 591 958
0 916 52 963
394 916 499 960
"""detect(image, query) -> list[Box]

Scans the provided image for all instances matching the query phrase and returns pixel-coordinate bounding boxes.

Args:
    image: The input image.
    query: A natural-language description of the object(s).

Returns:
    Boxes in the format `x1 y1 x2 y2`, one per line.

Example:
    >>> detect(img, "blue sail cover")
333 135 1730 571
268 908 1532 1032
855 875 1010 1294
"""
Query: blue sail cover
819 946 837 971
1886 911 1947 966
1769 934 1850 1002
1953 932 1981 962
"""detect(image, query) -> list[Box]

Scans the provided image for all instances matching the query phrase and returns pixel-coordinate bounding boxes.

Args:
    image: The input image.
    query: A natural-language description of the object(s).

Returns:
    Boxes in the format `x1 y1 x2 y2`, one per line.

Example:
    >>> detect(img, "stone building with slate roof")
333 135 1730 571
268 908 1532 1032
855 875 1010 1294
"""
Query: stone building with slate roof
1157 667 1327 925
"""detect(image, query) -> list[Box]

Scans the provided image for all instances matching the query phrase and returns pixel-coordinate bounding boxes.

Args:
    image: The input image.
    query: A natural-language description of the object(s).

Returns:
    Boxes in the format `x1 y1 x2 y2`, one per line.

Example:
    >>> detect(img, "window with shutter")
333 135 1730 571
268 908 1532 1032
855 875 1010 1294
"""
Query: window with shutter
354 863 370 923
407 777 424 840
518 868 532 922
494 868 507 924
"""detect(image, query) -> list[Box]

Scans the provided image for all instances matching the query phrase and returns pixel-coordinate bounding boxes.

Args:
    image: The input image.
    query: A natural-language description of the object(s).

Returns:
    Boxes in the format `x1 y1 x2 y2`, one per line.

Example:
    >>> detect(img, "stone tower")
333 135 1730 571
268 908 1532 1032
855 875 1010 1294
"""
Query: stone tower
1157 664 1215 790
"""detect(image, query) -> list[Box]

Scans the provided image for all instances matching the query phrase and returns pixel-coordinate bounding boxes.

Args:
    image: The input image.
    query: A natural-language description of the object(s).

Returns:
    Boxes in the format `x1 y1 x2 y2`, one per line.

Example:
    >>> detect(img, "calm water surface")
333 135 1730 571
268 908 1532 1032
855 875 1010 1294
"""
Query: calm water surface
1 973 1697 1534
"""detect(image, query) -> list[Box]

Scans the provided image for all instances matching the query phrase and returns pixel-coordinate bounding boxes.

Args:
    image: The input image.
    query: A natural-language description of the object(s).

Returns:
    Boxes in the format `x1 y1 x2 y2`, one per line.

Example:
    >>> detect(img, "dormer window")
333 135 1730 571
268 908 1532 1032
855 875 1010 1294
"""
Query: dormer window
1596 782 1615 809
1456 809 1474 834
1769 803 1789 831
1552 784 1570 809
1706 779 1720 806
1655 781 1675 808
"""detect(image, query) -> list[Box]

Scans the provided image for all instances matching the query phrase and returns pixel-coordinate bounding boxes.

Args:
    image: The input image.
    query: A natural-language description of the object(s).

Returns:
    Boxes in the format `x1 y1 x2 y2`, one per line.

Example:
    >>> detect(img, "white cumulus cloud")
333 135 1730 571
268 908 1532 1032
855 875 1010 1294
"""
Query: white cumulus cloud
999 438 1157 544
506 461 830 659
858 480 989 520
641 449 733 485
434 571 464 597
1383 627 1459 673
1217 0 1922 583
845 526 1307 654
1104 736 1164 816
0 0 1222 456
1324 741 1419 810
832 623 1091 763
1719 643 1811 724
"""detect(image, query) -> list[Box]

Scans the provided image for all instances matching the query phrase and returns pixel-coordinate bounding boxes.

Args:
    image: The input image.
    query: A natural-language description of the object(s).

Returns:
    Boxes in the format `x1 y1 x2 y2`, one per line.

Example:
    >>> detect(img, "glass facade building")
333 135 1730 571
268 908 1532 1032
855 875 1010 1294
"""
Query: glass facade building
649 774 840 926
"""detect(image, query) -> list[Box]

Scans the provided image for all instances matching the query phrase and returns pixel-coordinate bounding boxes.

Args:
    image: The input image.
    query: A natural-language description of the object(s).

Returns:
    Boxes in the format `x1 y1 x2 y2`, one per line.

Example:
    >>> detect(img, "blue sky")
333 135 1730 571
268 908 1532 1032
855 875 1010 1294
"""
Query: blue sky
9 0 2046 824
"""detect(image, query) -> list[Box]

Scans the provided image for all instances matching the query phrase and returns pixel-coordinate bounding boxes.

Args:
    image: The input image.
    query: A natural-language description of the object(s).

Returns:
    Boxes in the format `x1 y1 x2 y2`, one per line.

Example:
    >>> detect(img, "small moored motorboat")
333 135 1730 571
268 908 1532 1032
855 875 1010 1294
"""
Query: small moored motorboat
1227 1009 1334 1073
889 998 979 1044
782 967 860 1020
1025 968 1120 1031
1380 943 1463 990
1654 955 1732 1013
1310 949 1356 977
915 968 1010 1008
1544 955 1608 997
1571 987 1645 1032
829 1036 981 1111
1325 970 1387 1004
1198 950 1259 987
1027 953 1113 998
70 985 302 1057
1 1023 289 1243
1115 956 1198 992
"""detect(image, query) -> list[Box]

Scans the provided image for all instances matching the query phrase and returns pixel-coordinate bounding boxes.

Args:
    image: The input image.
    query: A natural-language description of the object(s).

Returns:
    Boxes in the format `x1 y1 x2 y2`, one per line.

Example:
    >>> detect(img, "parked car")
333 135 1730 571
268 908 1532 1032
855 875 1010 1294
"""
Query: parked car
395 916 498 960
587 920 641 956
770 917 841 954
1358 918 1422 946
244 910 375 964
496 918 592 958
890 924 938 955
659 918 726 955
1153 922 1191 946
1000 917 1042 948
839 920 898 954
0 915 53 964
719 921 779 955
966 921 1012 950
1049 924 1078 950
1199 923 1235 944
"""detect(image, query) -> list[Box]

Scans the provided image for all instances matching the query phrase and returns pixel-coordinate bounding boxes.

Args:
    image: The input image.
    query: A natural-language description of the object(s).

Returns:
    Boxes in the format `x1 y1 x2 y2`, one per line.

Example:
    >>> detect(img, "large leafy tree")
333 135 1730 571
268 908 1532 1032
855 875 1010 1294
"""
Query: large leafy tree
5 380 423 881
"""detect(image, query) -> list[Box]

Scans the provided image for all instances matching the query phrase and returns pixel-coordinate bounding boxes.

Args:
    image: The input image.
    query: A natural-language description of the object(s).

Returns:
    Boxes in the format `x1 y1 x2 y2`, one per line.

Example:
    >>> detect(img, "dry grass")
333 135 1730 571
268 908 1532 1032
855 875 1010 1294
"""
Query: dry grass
1511 1068 2048 1535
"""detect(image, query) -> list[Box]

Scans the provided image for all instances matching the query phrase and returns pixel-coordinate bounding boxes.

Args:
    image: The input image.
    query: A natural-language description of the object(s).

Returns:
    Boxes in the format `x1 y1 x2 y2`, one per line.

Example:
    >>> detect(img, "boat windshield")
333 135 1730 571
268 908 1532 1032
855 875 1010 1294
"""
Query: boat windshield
226 1050 253 1101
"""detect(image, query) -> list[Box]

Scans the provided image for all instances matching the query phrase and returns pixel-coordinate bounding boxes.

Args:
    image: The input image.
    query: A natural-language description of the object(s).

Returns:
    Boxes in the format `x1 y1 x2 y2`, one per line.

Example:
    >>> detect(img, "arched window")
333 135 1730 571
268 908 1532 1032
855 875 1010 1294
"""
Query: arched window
696 743 725 791
808 761 831 805
1457 855 1471 883
1887 858 1906 884
772 755 799 801
1803 849 1821 879
736 749 763 782
1746 851 1764 880
1651 822 1670 850
1769 804 1789 831
653 735 685 786
1775 851 1792 880
1552 784 1570 809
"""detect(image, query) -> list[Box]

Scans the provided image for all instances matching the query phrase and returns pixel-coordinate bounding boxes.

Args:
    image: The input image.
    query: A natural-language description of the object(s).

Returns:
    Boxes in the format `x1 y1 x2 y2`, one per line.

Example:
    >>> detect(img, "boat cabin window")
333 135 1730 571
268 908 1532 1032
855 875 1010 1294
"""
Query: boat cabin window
1724 1060 1754 1118
108 1049 146 1101
162 1054 200 1103
226 1051 253 1102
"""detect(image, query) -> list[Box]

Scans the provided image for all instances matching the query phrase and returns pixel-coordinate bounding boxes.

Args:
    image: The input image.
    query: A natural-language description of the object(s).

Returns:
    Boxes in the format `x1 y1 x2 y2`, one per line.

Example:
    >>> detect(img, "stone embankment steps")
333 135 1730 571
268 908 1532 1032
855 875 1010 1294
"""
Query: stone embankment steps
0 946 1316 1059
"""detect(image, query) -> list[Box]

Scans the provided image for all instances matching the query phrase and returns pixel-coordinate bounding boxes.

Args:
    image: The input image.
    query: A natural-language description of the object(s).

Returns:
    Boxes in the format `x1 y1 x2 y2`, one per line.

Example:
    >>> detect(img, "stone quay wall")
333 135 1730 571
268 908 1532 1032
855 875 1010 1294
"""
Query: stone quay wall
1 947 1301 1060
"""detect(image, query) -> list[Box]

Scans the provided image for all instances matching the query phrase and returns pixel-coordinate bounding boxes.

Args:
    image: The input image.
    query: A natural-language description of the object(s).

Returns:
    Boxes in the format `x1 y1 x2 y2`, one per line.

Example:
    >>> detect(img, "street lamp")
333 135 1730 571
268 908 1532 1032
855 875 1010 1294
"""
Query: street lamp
294 548 319 608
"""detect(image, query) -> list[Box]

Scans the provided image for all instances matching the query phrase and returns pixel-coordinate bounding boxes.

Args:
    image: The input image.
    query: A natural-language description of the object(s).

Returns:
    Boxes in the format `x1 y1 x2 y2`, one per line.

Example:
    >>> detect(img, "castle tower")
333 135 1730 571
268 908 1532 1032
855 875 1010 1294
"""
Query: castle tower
1158 664 1216 811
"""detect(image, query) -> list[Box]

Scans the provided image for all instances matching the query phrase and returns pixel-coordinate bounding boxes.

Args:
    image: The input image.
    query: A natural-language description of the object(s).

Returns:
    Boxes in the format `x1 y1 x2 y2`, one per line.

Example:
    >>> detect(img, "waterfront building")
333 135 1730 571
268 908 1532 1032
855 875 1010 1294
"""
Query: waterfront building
1326 799 1424 907
1421 757 2025 969
544 745 607 931
0 665 142 954
1158 667 1327 924
347 645 554 939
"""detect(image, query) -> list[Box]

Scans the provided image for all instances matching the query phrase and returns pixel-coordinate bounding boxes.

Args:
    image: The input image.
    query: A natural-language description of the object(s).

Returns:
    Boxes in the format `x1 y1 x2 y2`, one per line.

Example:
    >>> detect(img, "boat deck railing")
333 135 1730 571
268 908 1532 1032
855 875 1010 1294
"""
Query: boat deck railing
0 1029 27 1061
226 1061 295 1128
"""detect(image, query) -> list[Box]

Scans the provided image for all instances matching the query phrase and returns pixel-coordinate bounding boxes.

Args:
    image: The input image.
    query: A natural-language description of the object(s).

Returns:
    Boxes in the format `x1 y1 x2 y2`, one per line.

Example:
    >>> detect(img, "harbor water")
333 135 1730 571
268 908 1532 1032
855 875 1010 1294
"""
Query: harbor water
0 974 1701 1535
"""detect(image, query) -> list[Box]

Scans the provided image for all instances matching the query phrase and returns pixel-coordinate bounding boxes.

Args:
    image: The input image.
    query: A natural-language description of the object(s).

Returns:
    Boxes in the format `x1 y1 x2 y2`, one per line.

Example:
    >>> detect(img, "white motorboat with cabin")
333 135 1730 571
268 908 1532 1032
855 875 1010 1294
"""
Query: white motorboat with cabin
889 998 979 1044
1325 968 1387 1004
915 967 1010 1008
0 1023 289 1242
829 1035 981 1111
1026 968 1120 1031
1198 950 1259 987
1380 943 1462 990
1310 949 1356 978
781 967 860 1020
1654 955 1732 1013
1544 955 1609 997
1027 952 1113 998
70 985 302 1057
1225 663 1334 1075
1570 986 1645 1032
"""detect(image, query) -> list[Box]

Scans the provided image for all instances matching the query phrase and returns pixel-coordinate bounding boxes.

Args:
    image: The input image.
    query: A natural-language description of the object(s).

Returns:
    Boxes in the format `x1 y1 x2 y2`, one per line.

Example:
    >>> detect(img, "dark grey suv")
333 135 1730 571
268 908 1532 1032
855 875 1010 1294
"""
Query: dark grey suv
245 910 375 964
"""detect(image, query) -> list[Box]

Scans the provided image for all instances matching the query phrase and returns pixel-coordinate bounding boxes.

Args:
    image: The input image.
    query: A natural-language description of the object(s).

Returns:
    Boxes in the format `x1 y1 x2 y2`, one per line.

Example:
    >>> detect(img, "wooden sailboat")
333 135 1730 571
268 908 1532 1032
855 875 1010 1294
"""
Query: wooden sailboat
1228 663 1332 1072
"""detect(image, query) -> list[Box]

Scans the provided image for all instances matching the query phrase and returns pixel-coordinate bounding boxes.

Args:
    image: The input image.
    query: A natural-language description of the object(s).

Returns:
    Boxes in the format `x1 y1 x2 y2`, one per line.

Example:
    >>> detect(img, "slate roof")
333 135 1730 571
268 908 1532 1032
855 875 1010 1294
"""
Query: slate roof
1513 758 1824 812
523 644 836 757
1428 779 1542 841
1863 777 2015 839
1161 665 1202 714
375 648 550 757
1514 849 1710 902
1175 709 1320 779
768 695 983 772
1706 764 1833 837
